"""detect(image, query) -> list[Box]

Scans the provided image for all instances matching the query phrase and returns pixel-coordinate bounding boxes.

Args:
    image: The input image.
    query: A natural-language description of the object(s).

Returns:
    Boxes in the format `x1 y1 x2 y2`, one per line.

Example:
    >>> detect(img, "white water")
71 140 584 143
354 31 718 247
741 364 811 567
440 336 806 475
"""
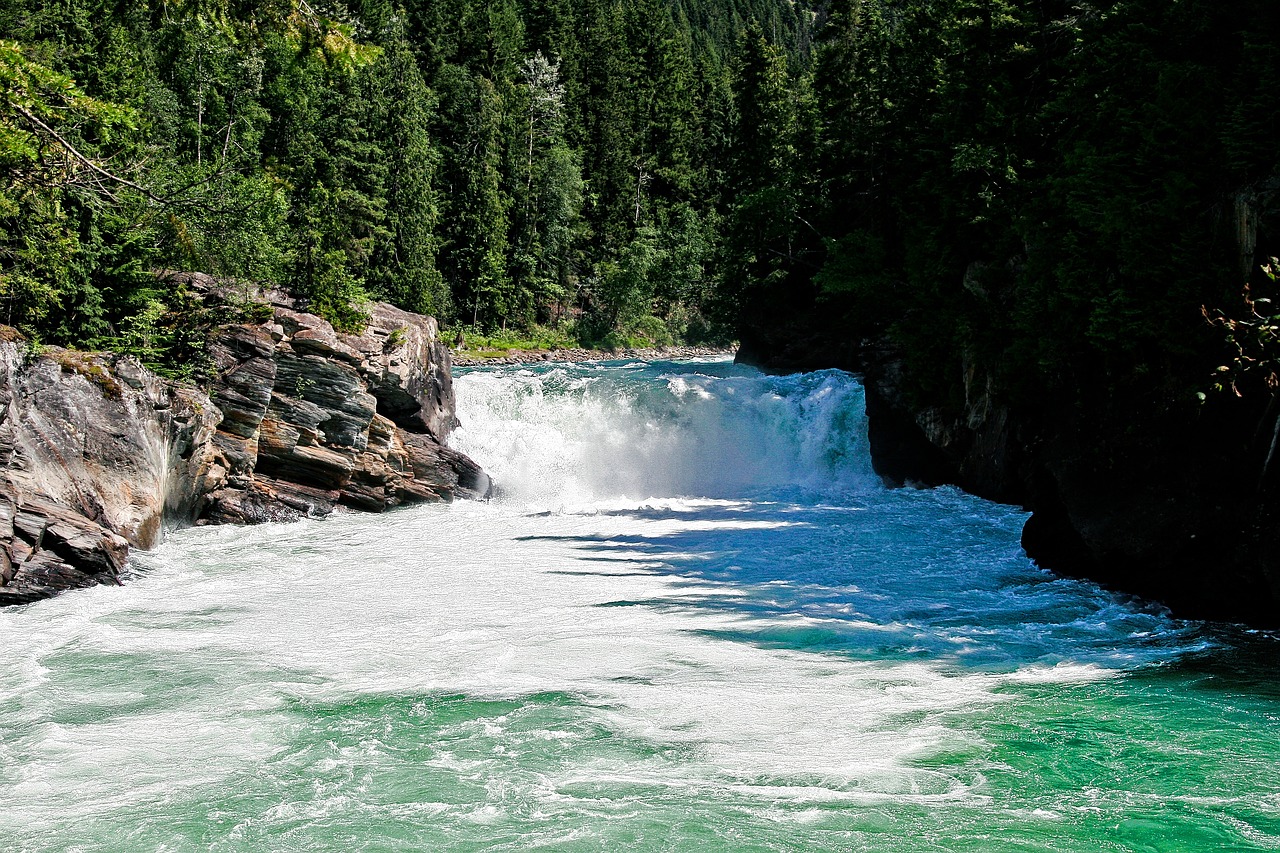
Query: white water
0 357 1277 852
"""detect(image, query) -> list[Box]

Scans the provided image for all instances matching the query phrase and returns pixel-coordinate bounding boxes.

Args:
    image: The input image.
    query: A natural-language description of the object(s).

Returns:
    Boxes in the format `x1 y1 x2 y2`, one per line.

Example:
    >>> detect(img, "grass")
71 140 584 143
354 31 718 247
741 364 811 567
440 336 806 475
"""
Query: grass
446 324 580 360
444 316 733 360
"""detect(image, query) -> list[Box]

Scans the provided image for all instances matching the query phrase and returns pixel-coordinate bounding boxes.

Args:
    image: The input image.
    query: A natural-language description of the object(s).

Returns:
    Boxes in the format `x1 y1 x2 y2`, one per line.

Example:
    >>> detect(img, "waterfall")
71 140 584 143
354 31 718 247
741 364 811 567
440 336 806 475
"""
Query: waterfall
450 359 877 506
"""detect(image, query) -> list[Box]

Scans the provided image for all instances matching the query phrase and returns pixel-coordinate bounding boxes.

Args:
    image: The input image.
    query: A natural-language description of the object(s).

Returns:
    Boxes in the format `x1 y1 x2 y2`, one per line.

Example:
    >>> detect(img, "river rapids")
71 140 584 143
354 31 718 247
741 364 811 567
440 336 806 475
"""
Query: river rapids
1 357 1278 851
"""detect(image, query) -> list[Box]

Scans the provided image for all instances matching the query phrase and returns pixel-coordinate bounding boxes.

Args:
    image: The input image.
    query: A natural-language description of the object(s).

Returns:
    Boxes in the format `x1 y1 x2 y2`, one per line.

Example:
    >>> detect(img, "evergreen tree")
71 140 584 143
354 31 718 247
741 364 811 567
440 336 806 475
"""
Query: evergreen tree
365 12 447 317
434 65 512 329
0 0 824 359
717 22 806 325
512 51 583 323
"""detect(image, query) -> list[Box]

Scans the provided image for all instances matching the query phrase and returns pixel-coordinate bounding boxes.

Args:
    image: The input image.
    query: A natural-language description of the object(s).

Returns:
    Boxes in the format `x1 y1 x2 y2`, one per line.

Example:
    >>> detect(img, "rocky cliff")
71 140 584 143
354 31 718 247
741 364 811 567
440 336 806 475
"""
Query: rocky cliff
738 324 1280 626
0 278 489 605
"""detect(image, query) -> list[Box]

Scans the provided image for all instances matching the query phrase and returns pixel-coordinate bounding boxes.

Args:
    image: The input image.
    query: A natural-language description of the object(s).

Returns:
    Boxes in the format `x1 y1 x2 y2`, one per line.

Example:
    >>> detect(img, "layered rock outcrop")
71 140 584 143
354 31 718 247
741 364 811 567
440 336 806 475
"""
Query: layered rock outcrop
0 282 489 605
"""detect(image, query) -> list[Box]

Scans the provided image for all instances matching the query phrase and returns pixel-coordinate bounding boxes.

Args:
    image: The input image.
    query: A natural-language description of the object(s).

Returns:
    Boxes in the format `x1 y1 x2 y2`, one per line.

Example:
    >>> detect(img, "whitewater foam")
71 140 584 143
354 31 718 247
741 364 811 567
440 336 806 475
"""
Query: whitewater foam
0 358 1274 852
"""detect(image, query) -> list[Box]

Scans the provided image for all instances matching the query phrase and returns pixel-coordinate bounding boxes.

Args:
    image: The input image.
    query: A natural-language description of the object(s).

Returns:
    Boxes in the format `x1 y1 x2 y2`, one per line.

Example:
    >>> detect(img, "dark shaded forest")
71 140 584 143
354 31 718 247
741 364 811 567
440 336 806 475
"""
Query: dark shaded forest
4 0 1280 411
726 0 1280 424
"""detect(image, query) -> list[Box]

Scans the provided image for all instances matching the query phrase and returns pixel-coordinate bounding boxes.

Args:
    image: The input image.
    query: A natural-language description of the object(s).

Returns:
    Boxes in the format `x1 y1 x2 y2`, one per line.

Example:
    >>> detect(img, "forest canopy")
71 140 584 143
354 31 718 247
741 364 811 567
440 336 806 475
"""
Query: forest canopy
2 0 1276 406
0 0 819 371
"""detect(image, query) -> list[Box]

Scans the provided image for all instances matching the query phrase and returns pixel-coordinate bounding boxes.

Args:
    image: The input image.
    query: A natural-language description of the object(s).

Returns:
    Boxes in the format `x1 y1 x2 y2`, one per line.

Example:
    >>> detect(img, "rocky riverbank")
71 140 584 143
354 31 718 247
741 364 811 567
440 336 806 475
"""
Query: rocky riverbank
0 274 489 606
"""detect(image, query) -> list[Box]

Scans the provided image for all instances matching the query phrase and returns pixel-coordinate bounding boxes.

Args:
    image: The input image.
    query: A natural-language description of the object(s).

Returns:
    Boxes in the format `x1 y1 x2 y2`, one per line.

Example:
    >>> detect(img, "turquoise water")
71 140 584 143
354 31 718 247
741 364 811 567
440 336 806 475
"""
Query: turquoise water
1 358 1278 851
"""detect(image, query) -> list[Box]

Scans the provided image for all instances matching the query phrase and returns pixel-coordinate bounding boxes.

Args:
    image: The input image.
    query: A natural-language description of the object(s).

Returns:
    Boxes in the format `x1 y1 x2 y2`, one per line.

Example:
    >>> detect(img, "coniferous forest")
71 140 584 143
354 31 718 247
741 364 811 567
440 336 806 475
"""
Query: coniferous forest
0 0 819 368
14 5 1280 846
3 0 1279 416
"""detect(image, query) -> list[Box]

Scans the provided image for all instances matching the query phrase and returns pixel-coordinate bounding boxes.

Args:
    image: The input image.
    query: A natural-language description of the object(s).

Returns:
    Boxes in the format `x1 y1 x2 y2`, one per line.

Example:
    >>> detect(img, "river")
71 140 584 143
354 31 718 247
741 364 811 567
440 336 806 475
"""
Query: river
1 357 1278 851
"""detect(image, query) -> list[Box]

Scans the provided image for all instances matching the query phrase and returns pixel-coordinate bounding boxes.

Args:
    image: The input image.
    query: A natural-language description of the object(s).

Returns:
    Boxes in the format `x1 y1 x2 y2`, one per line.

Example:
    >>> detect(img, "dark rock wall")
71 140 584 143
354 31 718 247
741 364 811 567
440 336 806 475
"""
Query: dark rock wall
0 285 490 605
738 325 1280 626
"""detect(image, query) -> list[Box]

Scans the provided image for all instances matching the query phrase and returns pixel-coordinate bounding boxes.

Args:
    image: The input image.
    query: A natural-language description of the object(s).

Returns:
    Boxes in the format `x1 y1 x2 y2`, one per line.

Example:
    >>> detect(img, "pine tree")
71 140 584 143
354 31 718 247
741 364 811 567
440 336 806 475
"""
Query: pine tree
717 22 803 323
434 66 513 329
365 13 448 317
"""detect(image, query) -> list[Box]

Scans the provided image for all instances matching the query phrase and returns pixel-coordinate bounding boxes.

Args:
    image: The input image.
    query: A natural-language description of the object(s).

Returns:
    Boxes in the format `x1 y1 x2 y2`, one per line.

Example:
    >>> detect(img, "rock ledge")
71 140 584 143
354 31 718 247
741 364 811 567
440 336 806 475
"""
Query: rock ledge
0 277 490 605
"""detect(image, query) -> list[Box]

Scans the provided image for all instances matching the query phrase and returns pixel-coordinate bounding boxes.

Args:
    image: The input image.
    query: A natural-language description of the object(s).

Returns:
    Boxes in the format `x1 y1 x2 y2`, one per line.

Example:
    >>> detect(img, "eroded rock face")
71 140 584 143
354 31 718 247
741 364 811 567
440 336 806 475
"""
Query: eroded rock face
0 282 490 605
338 302 459 442
199 296 489 525
0 345 223 604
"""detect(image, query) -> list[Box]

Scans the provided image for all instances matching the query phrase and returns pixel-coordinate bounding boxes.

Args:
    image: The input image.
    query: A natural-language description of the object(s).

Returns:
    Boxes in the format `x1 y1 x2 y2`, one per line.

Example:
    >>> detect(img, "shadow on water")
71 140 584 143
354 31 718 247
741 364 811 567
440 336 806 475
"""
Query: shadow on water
458 358 1280 696
1150 627 1280 700
517 495 1280 680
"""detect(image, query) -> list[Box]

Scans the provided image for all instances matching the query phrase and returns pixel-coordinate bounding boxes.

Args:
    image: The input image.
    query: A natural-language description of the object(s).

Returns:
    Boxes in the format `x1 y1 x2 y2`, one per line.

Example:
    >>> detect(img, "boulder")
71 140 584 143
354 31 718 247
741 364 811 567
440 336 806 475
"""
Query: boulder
339 302 459 441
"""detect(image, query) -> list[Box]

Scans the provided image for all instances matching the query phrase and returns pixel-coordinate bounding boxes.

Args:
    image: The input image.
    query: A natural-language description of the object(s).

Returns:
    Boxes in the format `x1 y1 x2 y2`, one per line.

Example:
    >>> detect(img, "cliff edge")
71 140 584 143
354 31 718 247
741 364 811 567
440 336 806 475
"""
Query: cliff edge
738 322 1280 627
0 276 490 605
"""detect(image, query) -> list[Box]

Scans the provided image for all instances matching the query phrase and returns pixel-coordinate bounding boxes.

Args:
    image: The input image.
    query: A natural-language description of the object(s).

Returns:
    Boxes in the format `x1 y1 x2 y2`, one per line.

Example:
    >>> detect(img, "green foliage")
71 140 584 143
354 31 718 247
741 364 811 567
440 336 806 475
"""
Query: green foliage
1206 259 1280 398
707 0 1280 418
598 227 660 330
305 250 372 333
0 38 140 342
0 0 829 371
0 39 134 170
449 322 578 357
813 230 897 329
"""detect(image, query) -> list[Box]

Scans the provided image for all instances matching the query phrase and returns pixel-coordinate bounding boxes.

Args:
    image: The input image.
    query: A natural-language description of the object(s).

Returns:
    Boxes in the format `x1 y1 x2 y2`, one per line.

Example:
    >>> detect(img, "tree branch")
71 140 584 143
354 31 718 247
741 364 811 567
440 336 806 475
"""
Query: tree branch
13 103 164 204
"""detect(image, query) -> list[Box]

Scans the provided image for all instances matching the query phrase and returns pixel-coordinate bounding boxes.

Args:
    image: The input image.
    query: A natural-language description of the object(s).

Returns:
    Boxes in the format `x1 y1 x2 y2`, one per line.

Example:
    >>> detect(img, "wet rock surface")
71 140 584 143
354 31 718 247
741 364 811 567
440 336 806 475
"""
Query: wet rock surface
0 345 223 604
